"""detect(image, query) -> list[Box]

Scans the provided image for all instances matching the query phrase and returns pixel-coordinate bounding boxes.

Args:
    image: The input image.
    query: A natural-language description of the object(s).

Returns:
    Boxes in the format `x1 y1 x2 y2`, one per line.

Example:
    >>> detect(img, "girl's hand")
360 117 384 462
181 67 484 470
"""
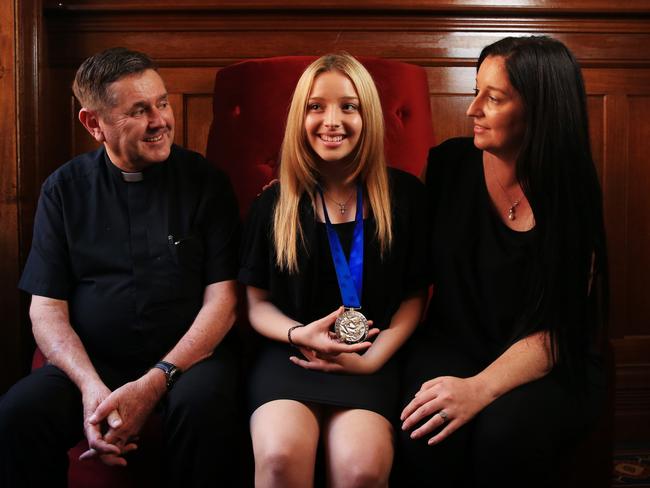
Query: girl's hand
289 348 378 374
400 376 492 446
290 307 378 355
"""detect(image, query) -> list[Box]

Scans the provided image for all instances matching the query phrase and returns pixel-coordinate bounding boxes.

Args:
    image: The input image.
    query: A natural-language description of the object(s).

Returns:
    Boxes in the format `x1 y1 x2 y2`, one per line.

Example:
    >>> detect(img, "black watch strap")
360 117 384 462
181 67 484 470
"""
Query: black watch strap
153 361 182 390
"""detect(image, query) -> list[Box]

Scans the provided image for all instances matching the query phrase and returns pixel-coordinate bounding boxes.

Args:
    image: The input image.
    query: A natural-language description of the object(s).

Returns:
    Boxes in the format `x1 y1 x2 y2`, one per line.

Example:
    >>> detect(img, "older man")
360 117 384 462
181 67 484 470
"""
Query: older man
0 48 240 487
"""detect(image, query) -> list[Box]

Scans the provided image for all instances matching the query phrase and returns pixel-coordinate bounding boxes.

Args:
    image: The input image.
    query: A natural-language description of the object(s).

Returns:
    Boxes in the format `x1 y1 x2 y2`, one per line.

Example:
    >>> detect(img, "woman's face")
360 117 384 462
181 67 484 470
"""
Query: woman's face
467 55 526 160
304 70 363 164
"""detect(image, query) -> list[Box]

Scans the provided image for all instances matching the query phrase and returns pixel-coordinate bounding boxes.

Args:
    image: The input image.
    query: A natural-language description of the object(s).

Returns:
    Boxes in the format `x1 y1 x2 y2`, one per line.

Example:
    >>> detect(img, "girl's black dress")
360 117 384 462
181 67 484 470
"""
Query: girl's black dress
239 168 428 420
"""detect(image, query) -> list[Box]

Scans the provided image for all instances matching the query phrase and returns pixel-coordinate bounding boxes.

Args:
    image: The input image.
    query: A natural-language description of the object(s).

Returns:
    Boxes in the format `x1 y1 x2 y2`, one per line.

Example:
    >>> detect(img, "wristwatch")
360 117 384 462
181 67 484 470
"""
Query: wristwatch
153 361 182 390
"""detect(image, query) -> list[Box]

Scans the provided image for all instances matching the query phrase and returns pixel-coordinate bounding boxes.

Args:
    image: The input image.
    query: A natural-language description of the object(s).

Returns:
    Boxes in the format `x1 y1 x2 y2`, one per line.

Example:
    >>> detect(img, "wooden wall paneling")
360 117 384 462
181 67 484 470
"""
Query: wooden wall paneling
167 93 184 148
612 89 650 442
0 0 21 393
626 95 650 337
428 94 474 143
586 96 605 180
604 92 630 341
158 67 217 94
583 73 630 341
16 0 43 260
47 68 80 175
7 0 47 389
613 336 650 442
184 95 214 155
583 69 650 340
45 27 650 69
71 96 101 157
42 11 650 68
582 68 650 442
425 67 474 143
159 67 217 152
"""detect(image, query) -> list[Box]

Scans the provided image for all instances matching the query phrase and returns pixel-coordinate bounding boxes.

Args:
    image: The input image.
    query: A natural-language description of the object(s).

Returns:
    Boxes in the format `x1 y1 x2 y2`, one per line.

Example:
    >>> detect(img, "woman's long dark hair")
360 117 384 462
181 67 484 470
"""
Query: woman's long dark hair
478 36 608 381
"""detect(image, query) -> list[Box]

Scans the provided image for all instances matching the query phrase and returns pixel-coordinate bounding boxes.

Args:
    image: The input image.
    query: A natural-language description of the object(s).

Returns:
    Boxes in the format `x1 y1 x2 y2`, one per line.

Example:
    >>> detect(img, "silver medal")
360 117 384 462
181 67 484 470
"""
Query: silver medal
334 309 369 344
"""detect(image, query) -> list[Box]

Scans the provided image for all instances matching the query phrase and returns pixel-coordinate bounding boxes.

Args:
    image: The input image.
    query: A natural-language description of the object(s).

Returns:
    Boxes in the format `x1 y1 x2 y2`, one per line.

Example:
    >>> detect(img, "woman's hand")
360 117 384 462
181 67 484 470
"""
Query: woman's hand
400 376 492 446
258 178 279 195
290 307 379 356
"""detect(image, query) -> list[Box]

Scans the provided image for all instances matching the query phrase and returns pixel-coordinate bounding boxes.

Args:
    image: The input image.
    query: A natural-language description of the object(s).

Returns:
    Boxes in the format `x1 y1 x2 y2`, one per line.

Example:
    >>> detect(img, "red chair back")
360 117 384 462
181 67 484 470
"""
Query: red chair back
206 55 435 215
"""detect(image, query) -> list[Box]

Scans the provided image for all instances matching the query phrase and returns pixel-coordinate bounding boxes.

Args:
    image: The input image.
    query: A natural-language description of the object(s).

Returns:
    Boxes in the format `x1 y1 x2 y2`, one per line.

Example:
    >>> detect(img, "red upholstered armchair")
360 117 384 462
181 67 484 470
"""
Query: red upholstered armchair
32 55 435 487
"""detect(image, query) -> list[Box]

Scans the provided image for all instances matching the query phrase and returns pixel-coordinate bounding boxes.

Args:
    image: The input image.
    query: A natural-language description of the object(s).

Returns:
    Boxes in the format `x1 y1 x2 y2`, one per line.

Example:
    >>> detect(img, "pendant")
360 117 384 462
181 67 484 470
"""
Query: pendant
334 308 369 344
507 200 520 221
337 204 346 214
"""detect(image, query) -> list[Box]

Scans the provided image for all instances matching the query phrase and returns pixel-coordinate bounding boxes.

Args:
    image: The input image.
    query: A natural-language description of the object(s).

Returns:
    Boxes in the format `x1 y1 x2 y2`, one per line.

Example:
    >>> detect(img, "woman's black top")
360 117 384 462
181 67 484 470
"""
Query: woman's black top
239 168 428 419
422 137 537 368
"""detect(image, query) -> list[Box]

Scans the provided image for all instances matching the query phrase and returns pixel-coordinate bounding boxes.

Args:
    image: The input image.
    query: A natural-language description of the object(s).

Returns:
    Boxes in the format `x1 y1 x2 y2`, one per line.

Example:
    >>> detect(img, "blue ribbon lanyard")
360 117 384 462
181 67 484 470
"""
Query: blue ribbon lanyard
317 183 364 309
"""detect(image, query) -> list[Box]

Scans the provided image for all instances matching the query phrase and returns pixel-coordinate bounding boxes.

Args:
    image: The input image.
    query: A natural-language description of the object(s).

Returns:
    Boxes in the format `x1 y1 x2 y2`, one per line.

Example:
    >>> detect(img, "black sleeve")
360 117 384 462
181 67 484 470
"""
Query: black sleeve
424 138 474 284
397 172 430 297
202 168 241 285
425 138 473 218
18 182 74 299
238 186 277 290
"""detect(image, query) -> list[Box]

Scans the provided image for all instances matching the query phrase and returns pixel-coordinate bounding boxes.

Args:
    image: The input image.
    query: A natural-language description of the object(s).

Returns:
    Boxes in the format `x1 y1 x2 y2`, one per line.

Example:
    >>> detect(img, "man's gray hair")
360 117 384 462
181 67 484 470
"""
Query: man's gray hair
72 47 157 110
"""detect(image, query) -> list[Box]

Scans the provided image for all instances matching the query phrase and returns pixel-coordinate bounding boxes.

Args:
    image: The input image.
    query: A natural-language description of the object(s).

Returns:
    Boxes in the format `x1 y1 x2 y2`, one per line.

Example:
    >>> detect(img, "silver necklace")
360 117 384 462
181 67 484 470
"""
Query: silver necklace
489 159 523 221
324 190 354 215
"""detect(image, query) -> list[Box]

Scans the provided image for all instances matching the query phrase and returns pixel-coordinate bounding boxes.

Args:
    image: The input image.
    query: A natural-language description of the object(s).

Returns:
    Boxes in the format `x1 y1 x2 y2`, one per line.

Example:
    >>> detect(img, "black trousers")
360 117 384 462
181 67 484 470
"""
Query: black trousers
394 336 606 488
0 347 240 488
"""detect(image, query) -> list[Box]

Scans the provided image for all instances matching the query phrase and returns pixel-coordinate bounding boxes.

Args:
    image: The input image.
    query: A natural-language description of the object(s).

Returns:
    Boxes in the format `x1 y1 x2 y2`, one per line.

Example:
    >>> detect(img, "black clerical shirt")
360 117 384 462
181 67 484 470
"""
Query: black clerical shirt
19 145 239 372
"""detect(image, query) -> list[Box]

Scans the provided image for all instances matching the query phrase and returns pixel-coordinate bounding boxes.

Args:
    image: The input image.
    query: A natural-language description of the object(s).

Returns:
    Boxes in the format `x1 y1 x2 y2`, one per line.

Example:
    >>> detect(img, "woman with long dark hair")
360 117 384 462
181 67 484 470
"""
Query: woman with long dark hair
399 36 608 486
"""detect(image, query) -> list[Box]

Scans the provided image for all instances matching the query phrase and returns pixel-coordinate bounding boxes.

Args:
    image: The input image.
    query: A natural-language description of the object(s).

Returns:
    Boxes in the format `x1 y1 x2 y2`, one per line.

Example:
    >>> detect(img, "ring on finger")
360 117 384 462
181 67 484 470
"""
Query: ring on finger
438 410 449 422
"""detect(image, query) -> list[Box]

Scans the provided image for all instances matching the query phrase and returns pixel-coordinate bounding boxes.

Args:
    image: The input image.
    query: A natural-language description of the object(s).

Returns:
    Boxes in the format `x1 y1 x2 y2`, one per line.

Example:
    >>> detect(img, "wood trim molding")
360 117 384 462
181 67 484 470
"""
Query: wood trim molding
12 0 44 385
43 14 650 36
17 0 43 257
43 12 650 69
42 0 650 15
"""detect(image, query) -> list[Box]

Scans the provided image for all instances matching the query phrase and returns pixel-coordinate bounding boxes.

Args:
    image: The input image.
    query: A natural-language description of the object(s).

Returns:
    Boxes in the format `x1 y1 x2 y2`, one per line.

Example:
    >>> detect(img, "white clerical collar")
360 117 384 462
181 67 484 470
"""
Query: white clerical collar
121 171 144 183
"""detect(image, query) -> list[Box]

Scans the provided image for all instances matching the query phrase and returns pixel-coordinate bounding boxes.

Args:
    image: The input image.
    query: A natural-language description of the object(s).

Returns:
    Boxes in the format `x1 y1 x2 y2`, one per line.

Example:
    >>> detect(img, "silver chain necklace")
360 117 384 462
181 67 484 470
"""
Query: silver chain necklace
324 190 354 215
489 159 524 221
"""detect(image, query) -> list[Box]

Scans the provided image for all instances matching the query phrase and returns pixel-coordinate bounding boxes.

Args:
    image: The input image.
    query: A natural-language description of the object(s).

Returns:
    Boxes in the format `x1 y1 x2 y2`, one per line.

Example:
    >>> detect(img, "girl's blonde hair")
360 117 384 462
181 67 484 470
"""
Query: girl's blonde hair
273 53 392 273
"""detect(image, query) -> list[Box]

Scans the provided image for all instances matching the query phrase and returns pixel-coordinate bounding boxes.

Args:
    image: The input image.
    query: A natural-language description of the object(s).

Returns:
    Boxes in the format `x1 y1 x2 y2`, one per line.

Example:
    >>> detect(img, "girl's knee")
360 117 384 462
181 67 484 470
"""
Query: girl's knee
337 460 389 488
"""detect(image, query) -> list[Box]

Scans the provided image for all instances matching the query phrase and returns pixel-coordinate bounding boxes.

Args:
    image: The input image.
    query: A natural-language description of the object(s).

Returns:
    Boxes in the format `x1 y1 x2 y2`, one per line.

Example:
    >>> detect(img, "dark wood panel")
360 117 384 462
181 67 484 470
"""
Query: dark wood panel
0 0 22 393
42 12 650 35
71 96 101 157
613 337 650 442
584 69 650 95
584 70 650 341
184 94 213 155
44 17 650 68
168 93 184 148
587 96 605 181
9 0 46 390
602 93 630 341
429 95 474 144
426 66 475 94
626 96 650 337
159 68 217 93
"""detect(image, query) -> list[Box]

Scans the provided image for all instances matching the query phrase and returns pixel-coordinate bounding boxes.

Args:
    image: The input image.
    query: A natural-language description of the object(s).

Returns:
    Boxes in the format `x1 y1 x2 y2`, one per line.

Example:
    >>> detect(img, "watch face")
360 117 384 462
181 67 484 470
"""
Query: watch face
168 367 181 385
